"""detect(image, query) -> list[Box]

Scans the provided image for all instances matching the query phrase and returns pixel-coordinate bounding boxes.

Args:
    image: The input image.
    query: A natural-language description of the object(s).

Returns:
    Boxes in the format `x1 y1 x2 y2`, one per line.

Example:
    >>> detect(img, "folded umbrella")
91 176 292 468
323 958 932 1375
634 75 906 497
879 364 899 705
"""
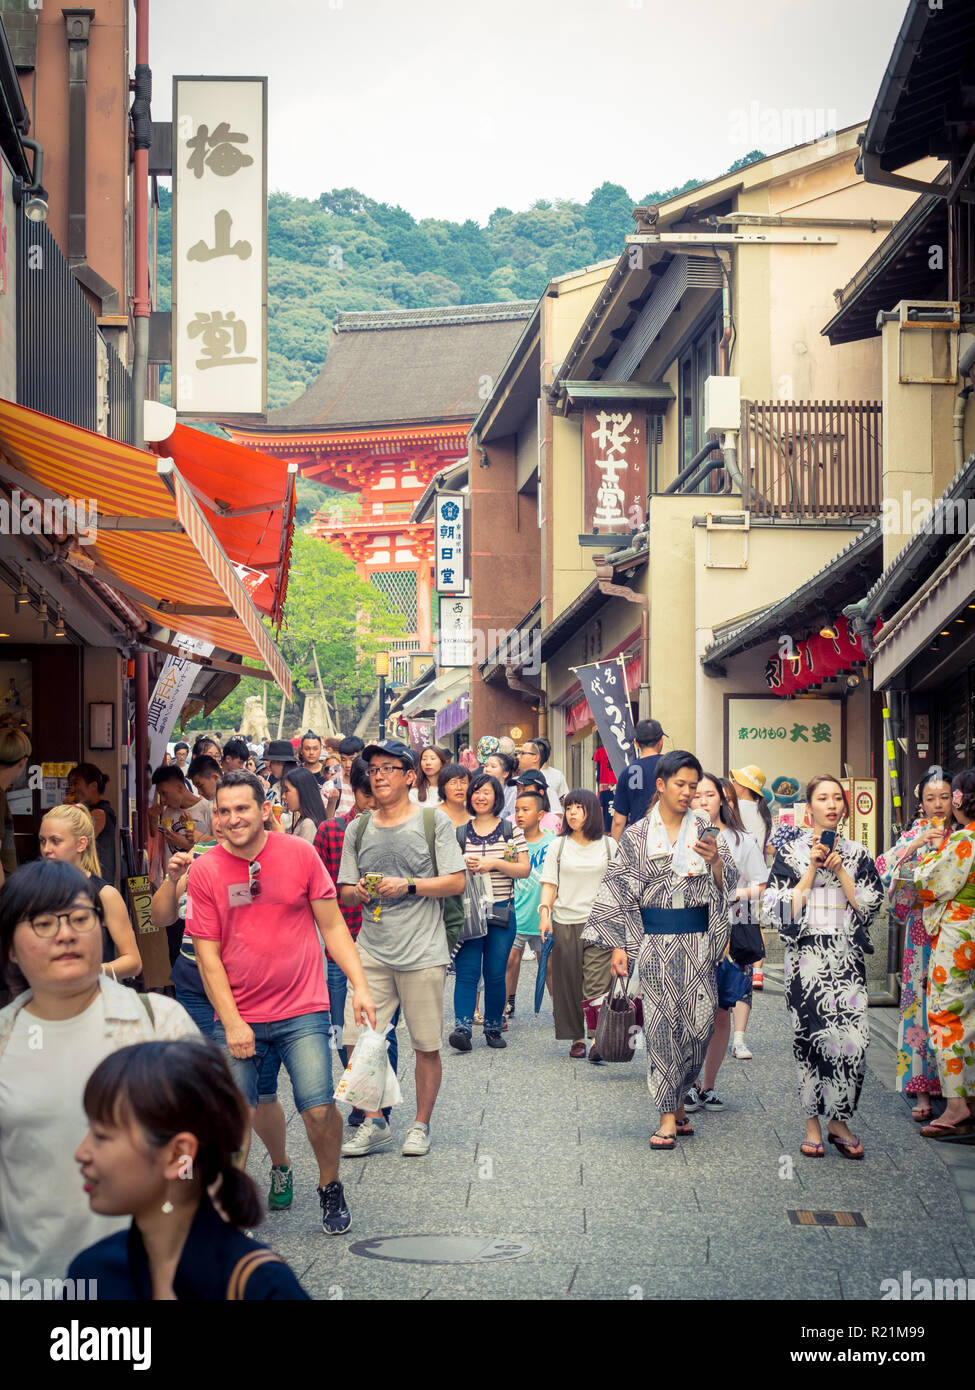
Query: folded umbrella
534 932 554 1014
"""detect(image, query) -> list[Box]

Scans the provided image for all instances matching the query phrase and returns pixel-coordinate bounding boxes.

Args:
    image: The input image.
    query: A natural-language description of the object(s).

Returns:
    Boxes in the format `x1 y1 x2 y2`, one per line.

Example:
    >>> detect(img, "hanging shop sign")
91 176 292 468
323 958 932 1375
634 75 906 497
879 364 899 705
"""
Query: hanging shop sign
583 407 647 534
147 633 215 771
763 616 869 697
173 76 267 418
573 658 636 778
438 595 472 666
405 718 435 757
434 493 466 593
727 695 843 797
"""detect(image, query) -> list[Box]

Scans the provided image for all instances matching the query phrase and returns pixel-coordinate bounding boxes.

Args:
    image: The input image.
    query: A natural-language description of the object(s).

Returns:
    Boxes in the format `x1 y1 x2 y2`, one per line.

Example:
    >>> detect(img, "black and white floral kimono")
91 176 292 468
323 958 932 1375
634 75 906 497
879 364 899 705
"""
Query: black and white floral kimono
583 806 737 1113
762 829 884 1121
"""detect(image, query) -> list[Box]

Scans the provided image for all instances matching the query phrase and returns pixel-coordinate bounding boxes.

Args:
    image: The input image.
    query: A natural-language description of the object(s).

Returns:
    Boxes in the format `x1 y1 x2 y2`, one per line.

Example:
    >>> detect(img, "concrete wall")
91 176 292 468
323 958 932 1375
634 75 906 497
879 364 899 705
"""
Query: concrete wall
23 3 130 330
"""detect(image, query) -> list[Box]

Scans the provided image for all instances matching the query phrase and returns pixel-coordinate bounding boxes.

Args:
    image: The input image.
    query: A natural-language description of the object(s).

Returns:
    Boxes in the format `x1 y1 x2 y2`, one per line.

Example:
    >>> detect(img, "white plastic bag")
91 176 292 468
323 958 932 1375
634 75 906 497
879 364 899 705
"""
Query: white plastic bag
334 1023 396 1111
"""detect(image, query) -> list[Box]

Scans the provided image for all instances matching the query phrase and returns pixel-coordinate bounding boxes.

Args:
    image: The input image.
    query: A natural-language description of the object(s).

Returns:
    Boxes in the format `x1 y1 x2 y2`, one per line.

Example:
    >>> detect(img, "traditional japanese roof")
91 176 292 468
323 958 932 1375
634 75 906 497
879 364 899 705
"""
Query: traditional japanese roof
700 521 882 672
267 302 536 430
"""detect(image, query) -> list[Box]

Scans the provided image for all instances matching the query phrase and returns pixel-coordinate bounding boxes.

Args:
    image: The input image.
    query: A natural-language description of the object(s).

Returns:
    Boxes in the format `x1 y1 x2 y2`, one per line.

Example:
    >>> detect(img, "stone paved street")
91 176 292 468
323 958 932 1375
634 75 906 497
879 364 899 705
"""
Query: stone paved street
249 956 975 1301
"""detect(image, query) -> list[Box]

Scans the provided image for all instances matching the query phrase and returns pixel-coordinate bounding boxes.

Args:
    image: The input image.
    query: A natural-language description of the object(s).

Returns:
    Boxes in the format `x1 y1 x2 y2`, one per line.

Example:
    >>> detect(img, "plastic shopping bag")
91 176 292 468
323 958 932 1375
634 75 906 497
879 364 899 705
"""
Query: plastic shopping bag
334 1023 397 1112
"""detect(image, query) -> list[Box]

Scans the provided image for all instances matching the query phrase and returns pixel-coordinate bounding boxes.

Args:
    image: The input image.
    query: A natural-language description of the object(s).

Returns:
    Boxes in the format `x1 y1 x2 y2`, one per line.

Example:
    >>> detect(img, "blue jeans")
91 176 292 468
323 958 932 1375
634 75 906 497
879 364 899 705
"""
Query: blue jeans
213 1011 334 1113
180 988 280 1101
327 957 400 1075
454 918 517 1031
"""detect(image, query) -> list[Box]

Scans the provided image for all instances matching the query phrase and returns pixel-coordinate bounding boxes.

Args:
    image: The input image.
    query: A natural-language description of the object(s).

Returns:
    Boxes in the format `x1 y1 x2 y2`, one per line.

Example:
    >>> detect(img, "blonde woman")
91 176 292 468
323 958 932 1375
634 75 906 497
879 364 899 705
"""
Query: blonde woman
38 804 141 981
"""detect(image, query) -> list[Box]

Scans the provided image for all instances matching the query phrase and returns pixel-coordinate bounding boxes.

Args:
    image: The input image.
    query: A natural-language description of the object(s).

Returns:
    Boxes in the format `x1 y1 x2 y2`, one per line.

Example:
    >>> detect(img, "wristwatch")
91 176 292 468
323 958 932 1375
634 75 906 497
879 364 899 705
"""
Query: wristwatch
406 877 417 895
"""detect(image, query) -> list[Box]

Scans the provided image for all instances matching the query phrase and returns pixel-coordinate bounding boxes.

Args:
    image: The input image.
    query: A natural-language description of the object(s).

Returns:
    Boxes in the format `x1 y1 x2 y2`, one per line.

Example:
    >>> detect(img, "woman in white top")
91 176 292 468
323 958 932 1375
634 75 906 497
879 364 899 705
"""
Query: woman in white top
685 774 769 1110
539 790 617 1058
729 765 772 989
0 860 196 1286
409 745 449 807
280 767 326 844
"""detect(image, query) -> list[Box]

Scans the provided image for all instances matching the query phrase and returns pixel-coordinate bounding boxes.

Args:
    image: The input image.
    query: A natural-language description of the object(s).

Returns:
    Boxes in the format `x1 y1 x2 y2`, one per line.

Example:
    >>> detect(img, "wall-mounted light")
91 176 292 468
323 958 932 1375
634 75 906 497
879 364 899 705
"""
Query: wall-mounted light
846 673 860 689
13 138 48 224
819 623 838 640
54 606 66 638
14 570 28 611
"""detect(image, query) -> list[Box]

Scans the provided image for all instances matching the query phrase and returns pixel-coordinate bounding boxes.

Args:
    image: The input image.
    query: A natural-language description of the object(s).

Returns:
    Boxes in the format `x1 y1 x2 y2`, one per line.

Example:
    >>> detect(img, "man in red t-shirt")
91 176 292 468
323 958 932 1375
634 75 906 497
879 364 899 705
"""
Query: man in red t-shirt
187 770 376 1236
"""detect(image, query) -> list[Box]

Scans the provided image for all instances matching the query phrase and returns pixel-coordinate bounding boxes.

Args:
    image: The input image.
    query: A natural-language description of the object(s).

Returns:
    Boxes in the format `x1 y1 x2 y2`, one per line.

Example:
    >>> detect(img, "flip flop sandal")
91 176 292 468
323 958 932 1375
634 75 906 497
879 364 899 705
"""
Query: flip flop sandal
675 1120 694 1136
800 1140 825 1157
827 1133 864 1159
920 1118 975 1141
650 1130 676 1151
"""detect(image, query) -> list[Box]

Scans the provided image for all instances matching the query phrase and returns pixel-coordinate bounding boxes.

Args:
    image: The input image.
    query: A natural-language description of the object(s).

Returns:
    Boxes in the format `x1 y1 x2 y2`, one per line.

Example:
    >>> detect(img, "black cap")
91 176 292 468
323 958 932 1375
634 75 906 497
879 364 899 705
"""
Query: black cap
362 739 415 770
634 719 665 745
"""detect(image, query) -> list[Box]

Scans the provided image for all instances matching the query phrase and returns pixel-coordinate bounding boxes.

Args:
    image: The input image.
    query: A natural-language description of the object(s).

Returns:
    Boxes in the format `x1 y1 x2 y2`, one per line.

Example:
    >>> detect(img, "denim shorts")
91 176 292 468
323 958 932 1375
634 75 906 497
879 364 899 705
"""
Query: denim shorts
176 987 280 1102
213 1010 334 1113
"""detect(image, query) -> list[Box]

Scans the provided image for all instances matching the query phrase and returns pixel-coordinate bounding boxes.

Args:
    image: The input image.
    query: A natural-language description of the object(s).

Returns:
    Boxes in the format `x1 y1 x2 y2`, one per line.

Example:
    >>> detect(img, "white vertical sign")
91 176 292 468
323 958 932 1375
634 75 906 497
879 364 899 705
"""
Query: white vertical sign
147 633 215 772
438 596 472 666
173 77 267 417
434 492 465 594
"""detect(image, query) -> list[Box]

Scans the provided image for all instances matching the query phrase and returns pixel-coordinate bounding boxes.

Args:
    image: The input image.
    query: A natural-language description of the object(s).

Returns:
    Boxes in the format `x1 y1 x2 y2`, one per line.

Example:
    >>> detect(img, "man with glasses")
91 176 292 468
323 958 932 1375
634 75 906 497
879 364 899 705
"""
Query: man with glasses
337 740 466 1158
186 770 376 1234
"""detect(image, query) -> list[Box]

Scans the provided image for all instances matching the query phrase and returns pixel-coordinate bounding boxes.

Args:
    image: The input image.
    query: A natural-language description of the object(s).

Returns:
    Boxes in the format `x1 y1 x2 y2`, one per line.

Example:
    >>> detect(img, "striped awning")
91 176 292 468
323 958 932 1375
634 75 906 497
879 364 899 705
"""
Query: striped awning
0 399 292 695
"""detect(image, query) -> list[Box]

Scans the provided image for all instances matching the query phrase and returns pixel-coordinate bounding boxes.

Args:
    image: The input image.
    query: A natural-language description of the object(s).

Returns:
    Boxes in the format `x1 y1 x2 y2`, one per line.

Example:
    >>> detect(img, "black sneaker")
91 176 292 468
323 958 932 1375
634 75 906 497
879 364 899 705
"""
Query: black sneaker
485 1030 506 1049
449 1028 472 1052
318 1180 351 1235
701 1089 724 1110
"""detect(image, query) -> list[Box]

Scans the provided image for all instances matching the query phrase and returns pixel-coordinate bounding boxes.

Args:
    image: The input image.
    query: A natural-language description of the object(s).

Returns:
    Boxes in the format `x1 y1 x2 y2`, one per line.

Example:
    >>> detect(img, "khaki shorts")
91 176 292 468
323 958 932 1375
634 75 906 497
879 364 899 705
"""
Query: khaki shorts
343 944 447 1054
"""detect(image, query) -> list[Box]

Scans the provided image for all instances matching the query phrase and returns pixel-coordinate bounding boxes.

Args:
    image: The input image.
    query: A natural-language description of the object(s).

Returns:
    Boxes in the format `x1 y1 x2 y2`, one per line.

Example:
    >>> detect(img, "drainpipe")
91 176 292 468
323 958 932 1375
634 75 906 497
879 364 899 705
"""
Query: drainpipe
594 564 650 719
130 0 152 448
134 651 149 856
717 251 733 375
953 338 975 470
63 10 119 311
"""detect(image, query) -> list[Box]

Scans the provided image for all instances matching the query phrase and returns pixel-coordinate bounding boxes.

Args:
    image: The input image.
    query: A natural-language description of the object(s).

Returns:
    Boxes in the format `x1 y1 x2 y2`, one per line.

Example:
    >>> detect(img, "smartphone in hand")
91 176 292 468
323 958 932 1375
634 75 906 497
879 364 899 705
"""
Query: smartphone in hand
820 829 837 851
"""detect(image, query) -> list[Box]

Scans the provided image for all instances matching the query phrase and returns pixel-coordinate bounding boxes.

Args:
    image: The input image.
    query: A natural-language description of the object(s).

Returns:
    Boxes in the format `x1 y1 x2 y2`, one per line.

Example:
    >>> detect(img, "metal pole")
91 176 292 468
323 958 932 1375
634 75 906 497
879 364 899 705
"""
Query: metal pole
378 674 387 740
130 0 151 446
134 651 150 855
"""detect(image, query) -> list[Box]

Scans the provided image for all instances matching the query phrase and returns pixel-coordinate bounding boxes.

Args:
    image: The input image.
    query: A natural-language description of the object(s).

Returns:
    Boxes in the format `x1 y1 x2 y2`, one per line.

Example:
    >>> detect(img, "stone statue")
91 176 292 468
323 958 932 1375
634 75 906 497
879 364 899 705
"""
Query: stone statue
240 694 271 744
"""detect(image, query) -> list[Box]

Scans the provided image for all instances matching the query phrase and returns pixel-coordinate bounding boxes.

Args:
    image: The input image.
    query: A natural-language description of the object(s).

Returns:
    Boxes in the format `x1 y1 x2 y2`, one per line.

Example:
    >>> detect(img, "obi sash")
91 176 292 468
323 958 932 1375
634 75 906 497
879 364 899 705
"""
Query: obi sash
641 905 709 935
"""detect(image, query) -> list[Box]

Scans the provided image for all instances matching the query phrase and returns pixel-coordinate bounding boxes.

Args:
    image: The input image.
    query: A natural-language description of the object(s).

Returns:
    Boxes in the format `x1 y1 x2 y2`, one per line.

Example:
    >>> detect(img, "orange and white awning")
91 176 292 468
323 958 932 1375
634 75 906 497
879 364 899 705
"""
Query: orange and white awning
0 399 292 695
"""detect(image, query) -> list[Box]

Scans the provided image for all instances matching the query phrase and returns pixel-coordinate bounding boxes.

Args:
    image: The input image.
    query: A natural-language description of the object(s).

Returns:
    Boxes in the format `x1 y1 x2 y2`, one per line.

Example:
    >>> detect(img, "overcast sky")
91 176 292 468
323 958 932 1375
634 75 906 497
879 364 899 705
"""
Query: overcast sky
149 0 907 223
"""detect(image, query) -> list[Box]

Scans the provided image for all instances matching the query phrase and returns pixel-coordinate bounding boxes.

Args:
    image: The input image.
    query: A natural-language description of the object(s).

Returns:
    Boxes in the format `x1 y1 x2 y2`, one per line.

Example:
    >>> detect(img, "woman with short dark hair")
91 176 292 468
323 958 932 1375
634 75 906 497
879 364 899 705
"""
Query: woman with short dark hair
280 766 327 843
912 767 975 1140
437 762 472 830
448 774 529 1052
66 763 117 889
0 861 196 1287
484 751 518 818
584 753 736 1148
539 789 617 1060
69 1040 308 1299
763 774 884 1159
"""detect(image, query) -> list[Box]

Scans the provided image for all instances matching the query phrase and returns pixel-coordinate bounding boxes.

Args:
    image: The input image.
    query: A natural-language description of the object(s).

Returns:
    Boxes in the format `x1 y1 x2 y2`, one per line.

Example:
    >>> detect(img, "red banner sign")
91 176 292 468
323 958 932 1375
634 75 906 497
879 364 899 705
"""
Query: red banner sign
764 616 872 696
583 407 647 534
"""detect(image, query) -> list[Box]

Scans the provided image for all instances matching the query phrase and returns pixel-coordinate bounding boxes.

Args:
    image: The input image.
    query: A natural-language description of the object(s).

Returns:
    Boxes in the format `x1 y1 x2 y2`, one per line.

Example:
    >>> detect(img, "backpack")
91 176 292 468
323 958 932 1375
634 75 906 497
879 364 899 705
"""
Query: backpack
353 809 465 954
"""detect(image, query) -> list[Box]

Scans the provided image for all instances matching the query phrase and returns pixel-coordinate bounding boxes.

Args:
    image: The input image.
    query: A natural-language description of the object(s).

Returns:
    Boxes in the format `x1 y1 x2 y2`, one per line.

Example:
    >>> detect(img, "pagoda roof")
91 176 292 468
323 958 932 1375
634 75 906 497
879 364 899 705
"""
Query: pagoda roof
267 302 536 431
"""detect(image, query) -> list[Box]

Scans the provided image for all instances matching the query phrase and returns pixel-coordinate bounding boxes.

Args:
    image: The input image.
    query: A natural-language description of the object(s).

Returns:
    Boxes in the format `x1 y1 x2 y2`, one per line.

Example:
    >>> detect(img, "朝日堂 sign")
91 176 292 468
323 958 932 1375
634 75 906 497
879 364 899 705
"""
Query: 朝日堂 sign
173 77 267 417
434 493 466 593
726 696 842 803
583 407 647 534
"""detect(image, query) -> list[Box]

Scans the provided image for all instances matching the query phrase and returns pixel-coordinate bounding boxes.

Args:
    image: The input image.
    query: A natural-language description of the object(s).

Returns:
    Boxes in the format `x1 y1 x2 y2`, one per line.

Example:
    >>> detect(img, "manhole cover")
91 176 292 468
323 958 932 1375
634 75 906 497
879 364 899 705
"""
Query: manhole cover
348 1235 533 1265
787 1210 867 1227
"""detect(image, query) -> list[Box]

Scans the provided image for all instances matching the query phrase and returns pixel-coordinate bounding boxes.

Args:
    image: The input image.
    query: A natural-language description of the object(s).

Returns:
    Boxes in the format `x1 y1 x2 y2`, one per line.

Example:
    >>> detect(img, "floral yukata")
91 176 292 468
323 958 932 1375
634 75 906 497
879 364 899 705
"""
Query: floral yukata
763 830 884 1121
583 806 736 1113
876 819 943 1098
914 821 975 1101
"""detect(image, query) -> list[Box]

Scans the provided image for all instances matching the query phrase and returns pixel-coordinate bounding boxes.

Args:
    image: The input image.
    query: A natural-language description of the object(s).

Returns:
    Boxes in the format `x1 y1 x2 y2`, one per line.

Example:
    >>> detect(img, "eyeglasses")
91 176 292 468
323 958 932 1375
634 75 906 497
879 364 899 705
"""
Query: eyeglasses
247 859 262 899
368 765 406 779
20 907 99 938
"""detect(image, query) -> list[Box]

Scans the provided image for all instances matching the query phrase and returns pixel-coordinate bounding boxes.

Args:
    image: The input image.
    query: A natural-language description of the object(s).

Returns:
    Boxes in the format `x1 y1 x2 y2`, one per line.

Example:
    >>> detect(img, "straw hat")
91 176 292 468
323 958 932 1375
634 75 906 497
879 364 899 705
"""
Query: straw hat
729 764 767 797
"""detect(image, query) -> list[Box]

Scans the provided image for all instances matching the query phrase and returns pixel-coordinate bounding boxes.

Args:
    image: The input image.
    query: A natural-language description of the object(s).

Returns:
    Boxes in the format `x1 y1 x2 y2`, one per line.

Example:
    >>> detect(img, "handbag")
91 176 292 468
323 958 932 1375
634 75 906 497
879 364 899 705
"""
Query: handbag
716 957 752 1009
729 915 765 967
593 974 638 1063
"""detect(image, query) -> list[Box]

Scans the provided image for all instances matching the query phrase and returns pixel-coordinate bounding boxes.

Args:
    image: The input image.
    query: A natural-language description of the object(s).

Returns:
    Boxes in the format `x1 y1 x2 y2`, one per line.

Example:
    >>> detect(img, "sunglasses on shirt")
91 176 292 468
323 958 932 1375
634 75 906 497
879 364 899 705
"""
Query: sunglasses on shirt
248 859 262 898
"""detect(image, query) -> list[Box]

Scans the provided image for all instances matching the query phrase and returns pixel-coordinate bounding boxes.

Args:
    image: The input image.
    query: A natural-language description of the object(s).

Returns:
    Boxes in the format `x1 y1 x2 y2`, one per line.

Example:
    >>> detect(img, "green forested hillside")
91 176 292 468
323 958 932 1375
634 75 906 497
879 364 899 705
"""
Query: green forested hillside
156 154 763 411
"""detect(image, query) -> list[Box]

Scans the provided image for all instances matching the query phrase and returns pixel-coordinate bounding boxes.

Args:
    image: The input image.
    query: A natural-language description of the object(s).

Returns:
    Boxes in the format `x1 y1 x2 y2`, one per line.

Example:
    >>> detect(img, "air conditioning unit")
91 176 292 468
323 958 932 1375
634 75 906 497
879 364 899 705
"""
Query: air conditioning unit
704 375 741 434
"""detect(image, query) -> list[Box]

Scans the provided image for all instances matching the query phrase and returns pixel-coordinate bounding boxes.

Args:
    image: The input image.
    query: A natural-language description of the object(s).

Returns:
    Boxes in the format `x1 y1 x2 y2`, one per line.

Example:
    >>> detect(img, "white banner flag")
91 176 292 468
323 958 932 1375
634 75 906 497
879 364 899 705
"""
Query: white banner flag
147 633 215 773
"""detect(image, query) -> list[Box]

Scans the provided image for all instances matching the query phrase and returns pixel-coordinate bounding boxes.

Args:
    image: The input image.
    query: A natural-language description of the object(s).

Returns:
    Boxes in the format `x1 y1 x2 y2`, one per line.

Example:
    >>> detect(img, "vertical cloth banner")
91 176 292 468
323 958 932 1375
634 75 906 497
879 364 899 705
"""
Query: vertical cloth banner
147 633 216 772
406 718 435 758
573 659 636 779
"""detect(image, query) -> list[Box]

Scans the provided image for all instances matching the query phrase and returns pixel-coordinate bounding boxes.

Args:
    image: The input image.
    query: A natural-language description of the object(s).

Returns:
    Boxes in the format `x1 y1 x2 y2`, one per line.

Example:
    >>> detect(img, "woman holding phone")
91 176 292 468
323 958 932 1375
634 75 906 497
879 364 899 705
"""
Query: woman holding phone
763 775 885 1159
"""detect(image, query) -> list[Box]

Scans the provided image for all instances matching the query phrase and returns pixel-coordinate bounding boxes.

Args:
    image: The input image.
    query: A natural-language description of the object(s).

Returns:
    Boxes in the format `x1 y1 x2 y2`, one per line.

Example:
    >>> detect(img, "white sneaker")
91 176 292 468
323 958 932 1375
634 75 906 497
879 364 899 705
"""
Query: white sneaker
401 1123 431 1156
732 1040 753 1059
340 1119 393 1157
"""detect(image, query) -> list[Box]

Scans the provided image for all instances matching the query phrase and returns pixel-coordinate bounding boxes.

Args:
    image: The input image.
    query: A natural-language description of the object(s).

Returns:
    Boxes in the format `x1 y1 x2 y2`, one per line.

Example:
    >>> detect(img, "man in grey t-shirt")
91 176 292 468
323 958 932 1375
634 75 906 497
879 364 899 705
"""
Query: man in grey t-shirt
338 740 465 1159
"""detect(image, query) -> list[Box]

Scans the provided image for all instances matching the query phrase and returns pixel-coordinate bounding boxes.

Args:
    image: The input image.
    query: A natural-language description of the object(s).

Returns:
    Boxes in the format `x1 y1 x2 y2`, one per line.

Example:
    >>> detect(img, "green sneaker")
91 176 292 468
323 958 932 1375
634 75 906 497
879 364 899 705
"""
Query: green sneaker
268 1163 293 1211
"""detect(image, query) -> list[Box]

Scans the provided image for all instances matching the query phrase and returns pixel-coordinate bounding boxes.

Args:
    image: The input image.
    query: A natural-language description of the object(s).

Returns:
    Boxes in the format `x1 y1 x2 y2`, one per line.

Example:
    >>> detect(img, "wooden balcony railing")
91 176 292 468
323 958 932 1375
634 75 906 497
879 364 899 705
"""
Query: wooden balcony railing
740 399 882 519
314 500 418 529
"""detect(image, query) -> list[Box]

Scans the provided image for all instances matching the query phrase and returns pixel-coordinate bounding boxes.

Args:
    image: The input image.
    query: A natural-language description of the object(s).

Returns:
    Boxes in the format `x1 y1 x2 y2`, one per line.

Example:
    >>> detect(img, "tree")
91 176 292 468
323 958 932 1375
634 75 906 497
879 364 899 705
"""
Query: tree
186 530 406 733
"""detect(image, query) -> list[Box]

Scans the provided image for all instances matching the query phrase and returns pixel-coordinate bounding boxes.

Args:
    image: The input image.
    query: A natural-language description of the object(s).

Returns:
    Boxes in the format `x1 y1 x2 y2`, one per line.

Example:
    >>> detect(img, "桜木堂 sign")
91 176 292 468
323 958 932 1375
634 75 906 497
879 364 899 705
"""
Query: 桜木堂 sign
583 407 647 534
173 77 267 418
